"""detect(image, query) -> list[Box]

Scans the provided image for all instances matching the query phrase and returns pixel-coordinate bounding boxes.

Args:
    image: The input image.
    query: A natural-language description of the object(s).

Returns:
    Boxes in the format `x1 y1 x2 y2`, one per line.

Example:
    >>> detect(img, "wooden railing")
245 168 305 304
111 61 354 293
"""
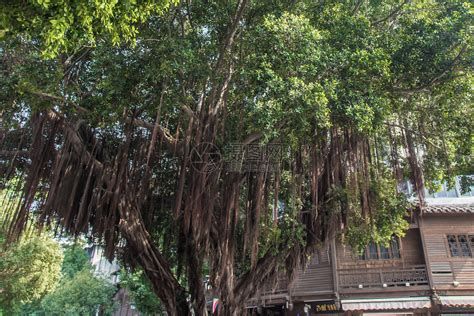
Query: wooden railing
260 275 289 296
338 265 429 289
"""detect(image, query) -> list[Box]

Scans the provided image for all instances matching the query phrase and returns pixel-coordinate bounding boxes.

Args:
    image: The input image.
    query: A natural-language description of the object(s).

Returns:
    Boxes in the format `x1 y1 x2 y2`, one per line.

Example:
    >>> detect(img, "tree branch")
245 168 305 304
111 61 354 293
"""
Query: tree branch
25 90 187 155
240 119 287 146
233 251 280 307
213 0 249 75
385 122 442 150
27 90 64 102
393 44 468 95
372 0 409 26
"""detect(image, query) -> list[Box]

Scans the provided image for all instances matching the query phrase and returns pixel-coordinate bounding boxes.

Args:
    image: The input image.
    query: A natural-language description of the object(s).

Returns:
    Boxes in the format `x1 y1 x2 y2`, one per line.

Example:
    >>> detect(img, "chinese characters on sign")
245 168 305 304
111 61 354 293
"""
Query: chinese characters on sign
189 142 284 174
225 143 283 173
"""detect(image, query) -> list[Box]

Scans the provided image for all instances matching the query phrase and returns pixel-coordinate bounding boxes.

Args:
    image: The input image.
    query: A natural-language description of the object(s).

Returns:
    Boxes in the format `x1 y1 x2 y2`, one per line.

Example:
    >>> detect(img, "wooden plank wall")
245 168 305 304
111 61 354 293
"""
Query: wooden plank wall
422 214 474 289
259 245 334 299
290 245 334 296
402 229 426 265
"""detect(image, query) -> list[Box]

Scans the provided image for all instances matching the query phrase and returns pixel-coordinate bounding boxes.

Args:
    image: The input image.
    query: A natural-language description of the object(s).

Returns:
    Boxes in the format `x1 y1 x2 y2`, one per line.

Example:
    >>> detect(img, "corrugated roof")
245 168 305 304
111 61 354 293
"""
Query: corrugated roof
440 296 474 307
423 204 474 214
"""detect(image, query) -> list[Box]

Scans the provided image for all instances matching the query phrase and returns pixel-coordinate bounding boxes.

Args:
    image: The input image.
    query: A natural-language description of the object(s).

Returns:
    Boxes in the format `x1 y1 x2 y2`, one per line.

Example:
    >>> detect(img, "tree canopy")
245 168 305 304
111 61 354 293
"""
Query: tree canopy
41 267 117 316
0 0 472 315
120 268 165 315
61 242 91 279
0 234 63 314
16 242 118 316
0 0 178 58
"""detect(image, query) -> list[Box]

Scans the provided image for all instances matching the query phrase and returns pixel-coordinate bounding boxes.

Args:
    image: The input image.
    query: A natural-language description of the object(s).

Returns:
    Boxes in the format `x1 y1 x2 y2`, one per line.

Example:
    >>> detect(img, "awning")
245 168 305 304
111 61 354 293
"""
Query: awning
342 297 432 311
440 296 474 307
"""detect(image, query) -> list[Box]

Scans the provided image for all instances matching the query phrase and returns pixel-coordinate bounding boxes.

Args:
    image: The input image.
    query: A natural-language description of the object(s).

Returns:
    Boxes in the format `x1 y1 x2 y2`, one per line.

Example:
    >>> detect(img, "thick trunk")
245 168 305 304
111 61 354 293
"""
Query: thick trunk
186 235 207 315
118 196 190 315
213 253 280 316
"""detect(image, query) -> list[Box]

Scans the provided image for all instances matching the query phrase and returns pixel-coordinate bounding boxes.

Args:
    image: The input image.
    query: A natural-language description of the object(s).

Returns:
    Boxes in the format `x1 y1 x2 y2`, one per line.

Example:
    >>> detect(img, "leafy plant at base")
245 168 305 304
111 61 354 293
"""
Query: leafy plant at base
0 235 63 314
41 268 117 316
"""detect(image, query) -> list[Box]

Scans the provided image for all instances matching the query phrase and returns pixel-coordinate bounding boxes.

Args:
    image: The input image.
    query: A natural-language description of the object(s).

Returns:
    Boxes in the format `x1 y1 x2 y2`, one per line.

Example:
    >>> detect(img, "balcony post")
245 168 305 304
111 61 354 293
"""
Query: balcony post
418 212 435 291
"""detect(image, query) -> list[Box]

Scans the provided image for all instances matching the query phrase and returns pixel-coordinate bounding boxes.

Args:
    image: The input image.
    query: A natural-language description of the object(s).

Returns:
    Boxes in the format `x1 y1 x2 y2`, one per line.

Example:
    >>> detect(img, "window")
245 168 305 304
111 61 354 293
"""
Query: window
368 242 379 259
459 235 472 257
390 236 401 259
447 235 459 256
359 237 402 260
447 234 474 257
380 244 390 259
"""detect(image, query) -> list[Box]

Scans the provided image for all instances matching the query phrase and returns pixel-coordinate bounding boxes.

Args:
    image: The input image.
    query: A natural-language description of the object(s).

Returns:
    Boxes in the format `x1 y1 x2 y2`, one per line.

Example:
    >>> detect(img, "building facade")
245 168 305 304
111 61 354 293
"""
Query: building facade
86 245 141 316
247 192 474 315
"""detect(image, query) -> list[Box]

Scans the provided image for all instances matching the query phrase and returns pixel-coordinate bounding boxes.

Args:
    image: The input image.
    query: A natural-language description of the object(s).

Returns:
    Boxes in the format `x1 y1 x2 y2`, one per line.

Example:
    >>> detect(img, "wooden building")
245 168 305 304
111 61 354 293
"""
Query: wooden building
247 194 474 316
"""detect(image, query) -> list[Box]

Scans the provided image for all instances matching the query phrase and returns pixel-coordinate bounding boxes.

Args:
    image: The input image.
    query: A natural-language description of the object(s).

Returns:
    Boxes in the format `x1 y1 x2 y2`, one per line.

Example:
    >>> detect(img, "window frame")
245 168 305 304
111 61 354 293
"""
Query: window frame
446 234 474 258
359 236 402 261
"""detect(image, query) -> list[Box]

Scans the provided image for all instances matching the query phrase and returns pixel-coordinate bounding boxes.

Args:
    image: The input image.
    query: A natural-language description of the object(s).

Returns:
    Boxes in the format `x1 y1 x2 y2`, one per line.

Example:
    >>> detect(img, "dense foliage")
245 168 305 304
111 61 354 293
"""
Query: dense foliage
0 0 472 315
11 242 117 315
0 0 178 58
0 234 63 314
41 267 117 316
61 243 91 279
120 268 165 315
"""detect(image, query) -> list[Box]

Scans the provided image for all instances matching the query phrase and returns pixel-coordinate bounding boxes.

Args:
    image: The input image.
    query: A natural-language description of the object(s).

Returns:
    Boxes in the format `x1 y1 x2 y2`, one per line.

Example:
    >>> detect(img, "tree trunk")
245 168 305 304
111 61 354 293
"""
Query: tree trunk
118 196 190 315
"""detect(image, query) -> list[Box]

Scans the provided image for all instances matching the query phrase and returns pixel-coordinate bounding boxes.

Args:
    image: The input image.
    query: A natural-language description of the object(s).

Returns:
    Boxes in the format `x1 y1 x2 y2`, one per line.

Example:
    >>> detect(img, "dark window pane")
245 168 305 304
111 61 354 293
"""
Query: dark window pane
458 235 472 257
469 235 474 255
380 244 390 259
390 237 401 259
368 242 378 260
447 235 460 257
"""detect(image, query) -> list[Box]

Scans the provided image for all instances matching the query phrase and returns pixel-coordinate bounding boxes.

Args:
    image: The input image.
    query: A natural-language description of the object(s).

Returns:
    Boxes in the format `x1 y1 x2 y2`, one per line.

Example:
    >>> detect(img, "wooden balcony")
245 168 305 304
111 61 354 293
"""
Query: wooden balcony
338 265 429 290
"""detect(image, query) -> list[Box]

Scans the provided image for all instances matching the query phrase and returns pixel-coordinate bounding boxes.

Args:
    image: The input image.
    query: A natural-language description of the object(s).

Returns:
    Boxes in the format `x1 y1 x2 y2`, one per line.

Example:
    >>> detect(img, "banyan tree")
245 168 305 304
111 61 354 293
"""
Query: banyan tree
0 0 472 315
